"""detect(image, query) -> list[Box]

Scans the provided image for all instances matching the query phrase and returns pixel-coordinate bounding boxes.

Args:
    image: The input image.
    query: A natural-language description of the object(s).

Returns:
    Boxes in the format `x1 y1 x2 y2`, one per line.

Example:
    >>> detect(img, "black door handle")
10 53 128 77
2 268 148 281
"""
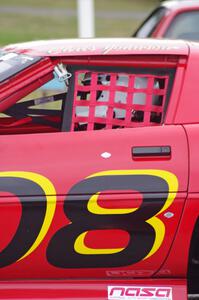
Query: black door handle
132 146 171 158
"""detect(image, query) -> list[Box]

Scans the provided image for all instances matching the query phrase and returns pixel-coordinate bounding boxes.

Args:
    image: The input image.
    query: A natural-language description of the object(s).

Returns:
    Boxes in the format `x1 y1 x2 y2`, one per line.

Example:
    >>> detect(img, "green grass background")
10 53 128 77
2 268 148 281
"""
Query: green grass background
0 0 159 46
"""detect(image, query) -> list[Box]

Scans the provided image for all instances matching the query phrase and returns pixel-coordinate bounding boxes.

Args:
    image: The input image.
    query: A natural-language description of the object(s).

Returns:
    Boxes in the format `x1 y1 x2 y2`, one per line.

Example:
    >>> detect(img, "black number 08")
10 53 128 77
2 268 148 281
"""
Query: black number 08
0 170 178 268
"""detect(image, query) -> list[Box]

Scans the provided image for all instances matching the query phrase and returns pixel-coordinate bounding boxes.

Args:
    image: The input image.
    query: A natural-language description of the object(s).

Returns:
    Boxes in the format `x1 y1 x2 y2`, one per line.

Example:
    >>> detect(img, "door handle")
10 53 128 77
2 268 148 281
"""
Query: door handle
132 146 171 159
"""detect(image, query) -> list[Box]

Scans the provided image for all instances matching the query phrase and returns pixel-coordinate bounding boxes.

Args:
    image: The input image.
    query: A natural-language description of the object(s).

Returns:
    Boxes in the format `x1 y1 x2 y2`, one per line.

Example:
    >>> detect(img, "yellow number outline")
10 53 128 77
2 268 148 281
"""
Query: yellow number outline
74 169 178 259
0 171 56 261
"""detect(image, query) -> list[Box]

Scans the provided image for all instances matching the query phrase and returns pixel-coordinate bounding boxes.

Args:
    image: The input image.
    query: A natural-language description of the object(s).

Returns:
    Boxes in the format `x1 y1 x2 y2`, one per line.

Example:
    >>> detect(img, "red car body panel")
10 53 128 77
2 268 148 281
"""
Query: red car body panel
0 125 188 279
0 279 187 300
152 5 199 38
134 1 199 43
0 38 198 298
4 38 189 57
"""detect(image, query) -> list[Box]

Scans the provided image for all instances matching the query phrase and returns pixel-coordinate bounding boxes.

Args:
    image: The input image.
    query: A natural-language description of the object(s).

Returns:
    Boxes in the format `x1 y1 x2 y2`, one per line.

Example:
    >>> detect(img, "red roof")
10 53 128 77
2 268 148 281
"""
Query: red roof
4 38 189 57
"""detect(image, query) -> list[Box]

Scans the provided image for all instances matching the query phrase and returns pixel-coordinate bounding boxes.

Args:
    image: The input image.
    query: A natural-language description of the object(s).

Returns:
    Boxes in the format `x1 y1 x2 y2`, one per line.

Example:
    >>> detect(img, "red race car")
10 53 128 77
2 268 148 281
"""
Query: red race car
0 38 198 299
133 0 199 41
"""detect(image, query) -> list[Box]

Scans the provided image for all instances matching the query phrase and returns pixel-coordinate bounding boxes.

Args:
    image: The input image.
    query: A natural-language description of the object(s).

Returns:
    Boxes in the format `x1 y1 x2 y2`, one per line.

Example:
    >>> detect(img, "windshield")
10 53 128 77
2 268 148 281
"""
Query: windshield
0 51 41 83
164 10 199 41
134 7 168 38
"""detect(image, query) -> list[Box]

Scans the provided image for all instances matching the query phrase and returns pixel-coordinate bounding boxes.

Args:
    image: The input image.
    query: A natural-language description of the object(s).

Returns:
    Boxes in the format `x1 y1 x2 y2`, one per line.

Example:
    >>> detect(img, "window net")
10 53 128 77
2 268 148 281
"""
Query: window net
71 70 169 131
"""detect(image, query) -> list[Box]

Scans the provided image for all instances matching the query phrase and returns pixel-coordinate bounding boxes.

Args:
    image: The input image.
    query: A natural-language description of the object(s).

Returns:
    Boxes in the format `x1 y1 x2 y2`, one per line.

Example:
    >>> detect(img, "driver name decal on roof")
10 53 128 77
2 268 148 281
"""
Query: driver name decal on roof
47 43 180 55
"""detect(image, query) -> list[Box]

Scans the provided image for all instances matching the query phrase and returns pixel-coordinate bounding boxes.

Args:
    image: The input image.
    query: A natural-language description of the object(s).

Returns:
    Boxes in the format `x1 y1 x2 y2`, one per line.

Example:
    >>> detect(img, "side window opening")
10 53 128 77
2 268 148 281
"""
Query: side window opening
62 66 174 132
0 63 175 135
0 65 70 134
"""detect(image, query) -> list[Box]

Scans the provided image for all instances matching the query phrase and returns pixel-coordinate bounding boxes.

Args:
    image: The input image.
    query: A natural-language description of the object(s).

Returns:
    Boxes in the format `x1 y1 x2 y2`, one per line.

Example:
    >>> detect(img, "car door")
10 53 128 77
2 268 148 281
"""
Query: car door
0 123 188 279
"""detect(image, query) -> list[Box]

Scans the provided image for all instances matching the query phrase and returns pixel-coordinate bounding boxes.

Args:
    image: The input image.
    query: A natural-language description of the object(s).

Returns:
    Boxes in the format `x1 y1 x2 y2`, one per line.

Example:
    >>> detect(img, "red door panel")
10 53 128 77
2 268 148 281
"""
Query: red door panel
0 279 187 300
157 125 199 279
0 125 188 278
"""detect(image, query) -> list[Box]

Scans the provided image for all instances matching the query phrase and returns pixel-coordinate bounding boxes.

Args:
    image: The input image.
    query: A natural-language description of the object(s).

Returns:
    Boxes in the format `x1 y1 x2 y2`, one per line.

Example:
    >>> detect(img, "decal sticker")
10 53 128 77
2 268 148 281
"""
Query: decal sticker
108 286 173 300
47 169 178 268
106 270 153 277
0 171 56 267
102 44 179 54
101 152 112 159
47 42 179 55
164 212 174 219
0 169 178 269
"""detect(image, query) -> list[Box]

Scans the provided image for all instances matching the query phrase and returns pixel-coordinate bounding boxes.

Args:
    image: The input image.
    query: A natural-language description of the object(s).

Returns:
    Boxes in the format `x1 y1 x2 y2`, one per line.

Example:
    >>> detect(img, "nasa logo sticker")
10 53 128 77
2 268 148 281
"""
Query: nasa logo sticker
108 286 173 300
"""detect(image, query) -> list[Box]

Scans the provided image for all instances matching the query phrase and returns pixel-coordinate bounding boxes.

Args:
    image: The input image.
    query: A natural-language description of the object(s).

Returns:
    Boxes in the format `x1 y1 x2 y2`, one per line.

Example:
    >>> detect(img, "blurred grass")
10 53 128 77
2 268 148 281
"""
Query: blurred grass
0 0 76 8
0 14 77 44
0 0 159 46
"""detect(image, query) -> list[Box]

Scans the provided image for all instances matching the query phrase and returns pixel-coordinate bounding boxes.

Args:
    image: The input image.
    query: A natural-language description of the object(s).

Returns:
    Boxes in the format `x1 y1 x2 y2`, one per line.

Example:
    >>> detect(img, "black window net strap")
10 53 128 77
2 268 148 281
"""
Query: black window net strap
8 92 65 115
3 93 66 128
